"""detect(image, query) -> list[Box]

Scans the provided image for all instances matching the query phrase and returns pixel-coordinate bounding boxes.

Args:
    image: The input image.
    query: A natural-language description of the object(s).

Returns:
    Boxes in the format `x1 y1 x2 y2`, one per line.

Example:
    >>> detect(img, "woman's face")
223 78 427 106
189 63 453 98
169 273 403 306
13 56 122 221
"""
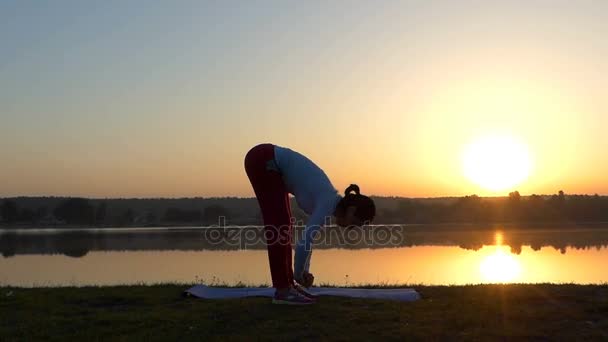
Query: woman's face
335 206 363 227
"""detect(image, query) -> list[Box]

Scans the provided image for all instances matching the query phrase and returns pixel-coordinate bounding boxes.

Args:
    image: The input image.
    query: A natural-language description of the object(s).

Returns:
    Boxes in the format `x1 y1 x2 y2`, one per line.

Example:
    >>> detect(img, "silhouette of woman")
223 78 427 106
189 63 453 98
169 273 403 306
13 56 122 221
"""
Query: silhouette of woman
244 143 375 305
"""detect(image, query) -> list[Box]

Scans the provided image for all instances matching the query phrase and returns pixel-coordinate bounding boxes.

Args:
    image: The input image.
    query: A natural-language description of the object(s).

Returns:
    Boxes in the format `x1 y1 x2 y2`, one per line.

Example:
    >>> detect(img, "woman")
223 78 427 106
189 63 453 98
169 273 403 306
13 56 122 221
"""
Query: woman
244 143 375 305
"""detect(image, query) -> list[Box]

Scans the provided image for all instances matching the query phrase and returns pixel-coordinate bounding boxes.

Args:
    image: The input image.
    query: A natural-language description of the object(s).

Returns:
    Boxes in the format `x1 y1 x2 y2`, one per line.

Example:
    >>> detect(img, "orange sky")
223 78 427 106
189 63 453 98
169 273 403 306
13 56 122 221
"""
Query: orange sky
1 1 606 198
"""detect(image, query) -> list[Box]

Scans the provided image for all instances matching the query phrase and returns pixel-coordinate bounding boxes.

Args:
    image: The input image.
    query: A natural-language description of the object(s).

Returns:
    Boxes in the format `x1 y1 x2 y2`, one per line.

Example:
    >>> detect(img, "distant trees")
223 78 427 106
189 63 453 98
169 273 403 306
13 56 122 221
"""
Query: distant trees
36 207 48 221
0 201 51 225
449 195 489 223
94 202 107 225
3 192 608 227
18 208 37 223
202 205 229 225
1 200 19 223
357 191 608 224
144 211 158 225
163 208 202 223
509 191 521 202
546 190 567 220
118 208 135 226
53 198 95 225
505 191 522 221
1 198 234 227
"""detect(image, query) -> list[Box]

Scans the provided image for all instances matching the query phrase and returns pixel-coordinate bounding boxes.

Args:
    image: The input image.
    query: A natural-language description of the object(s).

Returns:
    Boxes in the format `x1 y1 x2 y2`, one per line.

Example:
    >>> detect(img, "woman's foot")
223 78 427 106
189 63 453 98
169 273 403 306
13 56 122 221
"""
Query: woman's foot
272 287 315 305
293 283 319 300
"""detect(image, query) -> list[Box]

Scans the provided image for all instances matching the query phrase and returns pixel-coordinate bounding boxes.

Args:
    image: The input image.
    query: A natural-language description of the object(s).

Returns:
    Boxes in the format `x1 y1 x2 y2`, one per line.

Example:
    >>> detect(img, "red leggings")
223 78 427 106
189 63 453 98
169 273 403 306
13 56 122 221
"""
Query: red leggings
244 144 294 289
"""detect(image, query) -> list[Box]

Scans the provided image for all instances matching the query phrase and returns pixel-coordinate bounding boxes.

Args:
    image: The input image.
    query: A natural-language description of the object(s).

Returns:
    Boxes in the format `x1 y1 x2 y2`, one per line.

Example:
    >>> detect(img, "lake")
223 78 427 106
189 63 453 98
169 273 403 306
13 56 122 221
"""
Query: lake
1 225 608 287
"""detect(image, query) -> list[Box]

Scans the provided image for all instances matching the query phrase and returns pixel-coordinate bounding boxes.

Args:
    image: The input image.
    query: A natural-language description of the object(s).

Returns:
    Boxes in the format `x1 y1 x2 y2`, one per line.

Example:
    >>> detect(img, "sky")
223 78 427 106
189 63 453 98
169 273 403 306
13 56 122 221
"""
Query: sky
1 0 607 198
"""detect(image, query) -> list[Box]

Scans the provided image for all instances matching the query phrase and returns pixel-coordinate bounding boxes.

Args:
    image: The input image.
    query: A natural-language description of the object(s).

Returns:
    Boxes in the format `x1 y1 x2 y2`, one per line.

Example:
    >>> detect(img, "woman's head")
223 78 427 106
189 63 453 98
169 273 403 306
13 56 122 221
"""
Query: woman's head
334 184 376 227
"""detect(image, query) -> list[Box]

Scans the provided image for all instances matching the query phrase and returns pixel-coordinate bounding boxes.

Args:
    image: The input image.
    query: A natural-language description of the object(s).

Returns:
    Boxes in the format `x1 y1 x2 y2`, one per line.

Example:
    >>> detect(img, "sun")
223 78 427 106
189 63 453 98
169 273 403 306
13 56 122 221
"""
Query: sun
461 134 532 192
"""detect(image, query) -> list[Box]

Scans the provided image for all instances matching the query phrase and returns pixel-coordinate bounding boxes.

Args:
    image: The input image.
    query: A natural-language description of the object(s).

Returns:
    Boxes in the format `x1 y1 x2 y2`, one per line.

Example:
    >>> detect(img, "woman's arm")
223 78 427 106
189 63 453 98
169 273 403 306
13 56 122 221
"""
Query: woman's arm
293 209 327 283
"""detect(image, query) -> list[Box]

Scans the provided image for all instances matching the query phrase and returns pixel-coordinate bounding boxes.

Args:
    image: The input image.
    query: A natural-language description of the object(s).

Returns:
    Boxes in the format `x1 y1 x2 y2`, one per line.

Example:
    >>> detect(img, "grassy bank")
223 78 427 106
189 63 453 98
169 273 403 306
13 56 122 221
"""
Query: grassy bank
1 284 607 341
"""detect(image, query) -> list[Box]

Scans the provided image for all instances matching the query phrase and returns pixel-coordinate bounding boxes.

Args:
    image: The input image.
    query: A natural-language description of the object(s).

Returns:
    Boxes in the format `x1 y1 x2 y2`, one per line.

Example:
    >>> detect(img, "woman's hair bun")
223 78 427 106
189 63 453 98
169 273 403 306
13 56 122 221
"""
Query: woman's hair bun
344 184 360 196
336 183 375 223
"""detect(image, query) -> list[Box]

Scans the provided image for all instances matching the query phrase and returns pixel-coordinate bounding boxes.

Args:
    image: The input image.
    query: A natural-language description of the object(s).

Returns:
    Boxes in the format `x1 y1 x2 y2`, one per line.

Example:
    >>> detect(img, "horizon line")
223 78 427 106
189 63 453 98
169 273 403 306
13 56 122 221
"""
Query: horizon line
2 192 607 201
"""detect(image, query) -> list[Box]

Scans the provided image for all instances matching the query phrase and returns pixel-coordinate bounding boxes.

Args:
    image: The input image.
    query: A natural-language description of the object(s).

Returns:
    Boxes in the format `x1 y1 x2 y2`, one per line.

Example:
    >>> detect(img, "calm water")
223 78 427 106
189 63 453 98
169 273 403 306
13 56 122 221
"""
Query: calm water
1 225 608 287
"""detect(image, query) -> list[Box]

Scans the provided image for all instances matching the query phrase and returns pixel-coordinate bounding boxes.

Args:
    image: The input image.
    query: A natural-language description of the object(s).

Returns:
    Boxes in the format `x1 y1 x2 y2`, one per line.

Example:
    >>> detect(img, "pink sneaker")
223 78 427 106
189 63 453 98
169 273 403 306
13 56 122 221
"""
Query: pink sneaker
294 283 319 300
272 288 315 305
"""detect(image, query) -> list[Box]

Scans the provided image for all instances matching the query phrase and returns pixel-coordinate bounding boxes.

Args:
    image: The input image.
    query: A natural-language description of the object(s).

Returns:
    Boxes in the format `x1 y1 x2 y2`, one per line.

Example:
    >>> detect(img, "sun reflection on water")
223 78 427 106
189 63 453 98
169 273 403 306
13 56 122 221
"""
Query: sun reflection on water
479 231 522 283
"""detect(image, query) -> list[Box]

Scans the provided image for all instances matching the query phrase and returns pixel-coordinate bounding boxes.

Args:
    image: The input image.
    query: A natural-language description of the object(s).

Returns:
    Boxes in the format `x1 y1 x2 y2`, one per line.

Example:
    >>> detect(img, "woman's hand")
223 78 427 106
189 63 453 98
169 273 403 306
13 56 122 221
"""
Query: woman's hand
301 272 314 288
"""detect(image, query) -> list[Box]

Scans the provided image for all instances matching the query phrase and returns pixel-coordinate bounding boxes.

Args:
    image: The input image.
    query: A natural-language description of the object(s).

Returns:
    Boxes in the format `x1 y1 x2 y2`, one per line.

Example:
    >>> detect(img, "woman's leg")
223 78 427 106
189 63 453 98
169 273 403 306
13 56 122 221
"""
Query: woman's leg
244 144 292 290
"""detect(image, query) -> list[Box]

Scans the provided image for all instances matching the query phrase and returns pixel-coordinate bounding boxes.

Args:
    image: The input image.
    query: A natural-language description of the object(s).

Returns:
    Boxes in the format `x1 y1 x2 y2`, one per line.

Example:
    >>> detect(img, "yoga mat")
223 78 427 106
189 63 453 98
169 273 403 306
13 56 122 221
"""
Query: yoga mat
184 285 421 302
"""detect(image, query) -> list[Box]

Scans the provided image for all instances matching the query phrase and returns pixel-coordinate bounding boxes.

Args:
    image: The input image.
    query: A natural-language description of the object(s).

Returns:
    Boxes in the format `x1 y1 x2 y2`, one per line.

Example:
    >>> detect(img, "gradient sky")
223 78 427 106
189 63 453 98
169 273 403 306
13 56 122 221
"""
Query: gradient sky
1 0 607 198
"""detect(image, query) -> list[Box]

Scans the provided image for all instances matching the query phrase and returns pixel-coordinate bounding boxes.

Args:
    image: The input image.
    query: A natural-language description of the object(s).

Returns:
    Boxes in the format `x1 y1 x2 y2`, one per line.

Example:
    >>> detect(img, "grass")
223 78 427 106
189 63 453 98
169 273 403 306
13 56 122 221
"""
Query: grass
1 284 608 341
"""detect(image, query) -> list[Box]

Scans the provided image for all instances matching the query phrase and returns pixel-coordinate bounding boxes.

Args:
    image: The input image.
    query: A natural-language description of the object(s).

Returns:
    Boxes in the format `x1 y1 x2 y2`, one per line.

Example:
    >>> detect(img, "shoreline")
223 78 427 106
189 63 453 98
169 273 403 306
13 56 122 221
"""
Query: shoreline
3 221 608 231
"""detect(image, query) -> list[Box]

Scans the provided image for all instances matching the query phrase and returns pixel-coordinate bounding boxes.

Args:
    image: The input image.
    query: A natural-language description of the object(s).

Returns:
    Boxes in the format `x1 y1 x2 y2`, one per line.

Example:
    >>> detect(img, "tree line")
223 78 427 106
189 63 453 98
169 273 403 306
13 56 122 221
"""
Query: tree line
0 198 235 227
378 191 608 224
1 191 608 227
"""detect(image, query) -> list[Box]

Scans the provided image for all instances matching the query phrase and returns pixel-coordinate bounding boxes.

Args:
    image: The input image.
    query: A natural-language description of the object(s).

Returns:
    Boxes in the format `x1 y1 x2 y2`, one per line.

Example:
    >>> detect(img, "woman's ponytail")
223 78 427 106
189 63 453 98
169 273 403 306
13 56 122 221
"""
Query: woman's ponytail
344 184 360 196
335 184 376 223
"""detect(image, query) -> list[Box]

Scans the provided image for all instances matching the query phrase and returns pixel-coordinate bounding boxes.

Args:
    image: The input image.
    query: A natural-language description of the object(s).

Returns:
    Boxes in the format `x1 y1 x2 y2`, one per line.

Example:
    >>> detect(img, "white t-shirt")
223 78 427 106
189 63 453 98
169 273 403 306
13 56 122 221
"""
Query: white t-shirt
274 145 342 281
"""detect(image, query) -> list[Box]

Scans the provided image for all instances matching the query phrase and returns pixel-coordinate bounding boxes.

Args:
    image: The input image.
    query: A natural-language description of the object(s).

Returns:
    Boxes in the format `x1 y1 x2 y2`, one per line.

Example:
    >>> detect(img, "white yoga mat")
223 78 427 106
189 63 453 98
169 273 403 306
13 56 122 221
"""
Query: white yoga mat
184 285 421 302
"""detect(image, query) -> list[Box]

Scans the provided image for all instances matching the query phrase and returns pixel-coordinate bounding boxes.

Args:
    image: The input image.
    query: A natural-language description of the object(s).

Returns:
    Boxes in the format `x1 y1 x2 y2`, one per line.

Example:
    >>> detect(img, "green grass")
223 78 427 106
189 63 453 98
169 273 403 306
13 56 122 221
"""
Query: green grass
1 284 608 341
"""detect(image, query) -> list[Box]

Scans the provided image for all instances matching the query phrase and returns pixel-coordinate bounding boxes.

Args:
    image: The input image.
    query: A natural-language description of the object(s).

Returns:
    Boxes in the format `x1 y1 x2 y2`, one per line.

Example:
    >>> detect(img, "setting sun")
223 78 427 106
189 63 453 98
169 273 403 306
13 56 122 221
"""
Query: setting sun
462 135 532 192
